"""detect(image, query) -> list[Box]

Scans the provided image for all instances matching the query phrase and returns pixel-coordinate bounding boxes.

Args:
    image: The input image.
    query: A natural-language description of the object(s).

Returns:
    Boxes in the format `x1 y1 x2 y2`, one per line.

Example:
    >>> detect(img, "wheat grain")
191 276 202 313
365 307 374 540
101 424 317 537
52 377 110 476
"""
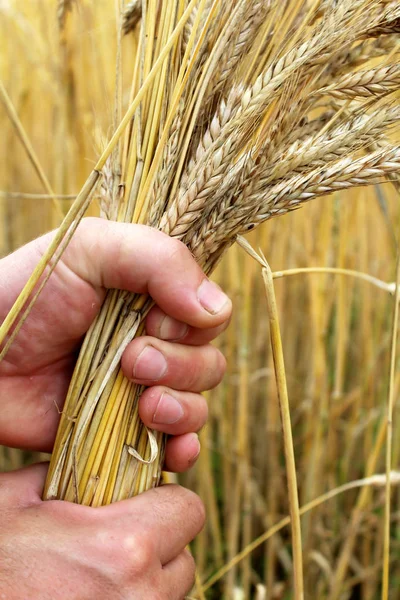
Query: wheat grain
327 35 399 82
207 0 271 96
262 107 400 183
367 19 400 37
182 1 199 56
148 99 185 226
160 3 381 242
241 144 400 232
122 0 142 34
159 86 242 236
365 2 400 38
318 62 400 99
189 143 400 263
15 1 396 535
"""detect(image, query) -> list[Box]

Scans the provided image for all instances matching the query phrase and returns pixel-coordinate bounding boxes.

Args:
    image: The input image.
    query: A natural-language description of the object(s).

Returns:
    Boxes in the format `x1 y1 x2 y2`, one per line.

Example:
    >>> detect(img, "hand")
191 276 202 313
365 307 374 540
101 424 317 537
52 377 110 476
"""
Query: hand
0 217 232 598
0 464 205 599
0 217 231 469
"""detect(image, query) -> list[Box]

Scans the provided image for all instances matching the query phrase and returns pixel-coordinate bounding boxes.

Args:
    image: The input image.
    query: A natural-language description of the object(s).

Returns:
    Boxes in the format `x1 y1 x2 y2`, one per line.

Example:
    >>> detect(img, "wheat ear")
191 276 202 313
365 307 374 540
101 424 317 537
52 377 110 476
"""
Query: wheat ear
190 144 400 263
122 0 142 35
317 62 400 99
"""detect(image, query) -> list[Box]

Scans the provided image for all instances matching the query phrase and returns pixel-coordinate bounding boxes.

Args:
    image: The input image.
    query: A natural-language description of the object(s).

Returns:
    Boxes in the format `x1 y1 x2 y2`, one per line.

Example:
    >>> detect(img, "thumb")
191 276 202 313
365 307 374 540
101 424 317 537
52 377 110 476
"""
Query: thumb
0 462 48 506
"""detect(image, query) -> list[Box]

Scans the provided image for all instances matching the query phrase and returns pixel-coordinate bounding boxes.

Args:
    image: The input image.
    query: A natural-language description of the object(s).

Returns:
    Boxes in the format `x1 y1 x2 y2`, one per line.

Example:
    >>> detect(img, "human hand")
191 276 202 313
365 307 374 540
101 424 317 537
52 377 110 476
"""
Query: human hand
0 464 205 599
0 217 232 598
0 217 232 471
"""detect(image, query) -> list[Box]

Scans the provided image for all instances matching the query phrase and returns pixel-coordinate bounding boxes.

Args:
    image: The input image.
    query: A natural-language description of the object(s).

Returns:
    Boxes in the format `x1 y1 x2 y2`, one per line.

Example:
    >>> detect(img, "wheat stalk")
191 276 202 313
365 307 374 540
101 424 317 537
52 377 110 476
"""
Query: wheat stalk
159 3 383 243
40 0 400 509
58 0 74 29
0 7 397 596
2 12 399 577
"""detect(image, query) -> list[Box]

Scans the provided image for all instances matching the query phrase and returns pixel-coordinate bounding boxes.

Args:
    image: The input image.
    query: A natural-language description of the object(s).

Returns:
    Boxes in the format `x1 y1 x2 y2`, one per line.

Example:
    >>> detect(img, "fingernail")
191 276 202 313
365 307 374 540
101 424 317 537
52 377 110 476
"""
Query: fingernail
189 433 201 465
133 346 168 381
197 279 229 315
159 316 188 341
153 392 184 424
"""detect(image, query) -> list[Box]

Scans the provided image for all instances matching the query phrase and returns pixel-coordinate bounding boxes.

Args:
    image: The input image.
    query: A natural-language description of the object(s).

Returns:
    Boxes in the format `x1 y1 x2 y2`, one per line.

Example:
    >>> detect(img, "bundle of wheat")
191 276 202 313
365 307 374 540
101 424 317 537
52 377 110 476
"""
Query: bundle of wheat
0 0 398 511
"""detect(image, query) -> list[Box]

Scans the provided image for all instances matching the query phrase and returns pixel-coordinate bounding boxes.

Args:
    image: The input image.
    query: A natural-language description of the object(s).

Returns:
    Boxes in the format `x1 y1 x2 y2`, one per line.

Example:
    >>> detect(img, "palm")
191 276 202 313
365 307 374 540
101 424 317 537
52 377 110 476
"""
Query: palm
0 241 104 451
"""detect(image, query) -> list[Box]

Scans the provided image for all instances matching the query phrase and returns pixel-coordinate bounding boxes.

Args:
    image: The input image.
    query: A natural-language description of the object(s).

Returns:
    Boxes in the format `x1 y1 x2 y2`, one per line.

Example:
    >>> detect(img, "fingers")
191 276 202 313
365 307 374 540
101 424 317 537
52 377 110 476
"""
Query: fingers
146 305 231 346
99 484 205 566
139 388 204 471
162 549 196 599
0 462 48 506
121 336 226 393
0 475 201 599
139 387 208 434
60 218 232 329
164 433 201 473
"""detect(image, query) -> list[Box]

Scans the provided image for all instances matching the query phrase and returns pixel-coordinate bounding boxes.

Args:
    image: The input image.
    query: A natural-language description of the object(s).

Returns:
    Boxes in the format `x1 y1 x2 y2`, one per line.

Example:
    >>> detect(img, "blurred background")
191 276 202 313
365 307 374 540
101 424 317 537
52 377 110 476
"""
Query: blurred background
1 1 399 598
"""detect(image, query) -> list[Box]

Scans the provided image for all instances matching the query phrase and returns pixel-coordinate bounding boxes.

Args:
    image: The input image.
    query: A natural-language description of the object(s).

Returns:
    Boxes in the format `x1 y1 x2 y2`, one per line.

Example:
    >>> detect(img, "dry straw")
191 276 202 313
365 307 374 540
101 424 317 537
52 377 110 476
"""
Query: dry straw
237 236 305 599
57 0 75 29
1 0 400 596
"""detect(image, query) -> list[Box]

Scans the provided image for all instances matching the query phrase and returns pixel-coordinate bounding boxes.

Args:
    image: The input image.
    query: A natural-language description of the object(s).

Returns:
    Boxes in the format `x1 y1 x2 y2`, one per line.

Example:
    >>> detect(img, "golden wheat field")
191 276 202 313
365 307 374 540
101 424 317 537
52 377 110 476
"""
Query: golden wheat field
1 1 400 598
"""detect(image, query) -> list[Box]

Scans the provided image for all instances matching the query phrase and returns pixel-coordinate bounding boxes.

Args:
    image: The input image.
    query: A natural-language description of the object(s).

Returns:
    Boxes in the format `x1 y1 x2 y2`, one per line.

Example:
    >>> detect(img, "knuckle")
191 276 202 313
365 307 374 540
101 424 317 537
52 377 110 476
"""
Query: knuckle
39 499 85 522
164 237 192 265
125 336 159 365
195 497 206 531
183 392 209 429
126 533 154 574
79 217 112 249
112 531 154 576
186 348 215 390
164 551 196 600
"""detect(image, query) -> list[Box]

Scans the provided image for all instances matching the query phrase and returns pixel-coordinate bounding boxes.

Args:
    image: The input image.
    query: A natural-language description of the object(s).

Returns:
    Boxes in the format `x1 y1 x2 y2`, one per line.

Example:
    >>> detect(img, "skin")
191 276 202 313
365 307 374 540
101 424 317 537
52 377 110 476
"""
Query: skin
0 218 232 600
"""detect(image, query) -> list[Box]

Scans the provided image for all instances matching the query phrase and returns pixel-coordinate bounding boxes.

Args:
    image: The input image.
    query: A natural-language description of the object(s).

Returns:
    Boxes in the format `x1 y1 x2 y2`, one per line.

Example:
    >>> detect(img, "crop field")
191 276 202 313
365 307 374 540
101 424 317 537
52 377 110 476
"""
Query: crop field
1 1 400 598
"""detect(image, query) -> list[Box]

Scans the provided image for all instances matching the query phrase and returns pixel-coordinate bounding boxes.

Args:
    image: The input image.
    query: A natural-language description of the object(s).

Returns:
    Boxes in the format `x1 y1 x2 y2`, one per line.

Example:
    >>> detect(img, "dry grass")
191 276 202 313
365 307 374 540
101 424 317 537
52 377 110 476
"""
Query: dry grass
1 1 400 598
